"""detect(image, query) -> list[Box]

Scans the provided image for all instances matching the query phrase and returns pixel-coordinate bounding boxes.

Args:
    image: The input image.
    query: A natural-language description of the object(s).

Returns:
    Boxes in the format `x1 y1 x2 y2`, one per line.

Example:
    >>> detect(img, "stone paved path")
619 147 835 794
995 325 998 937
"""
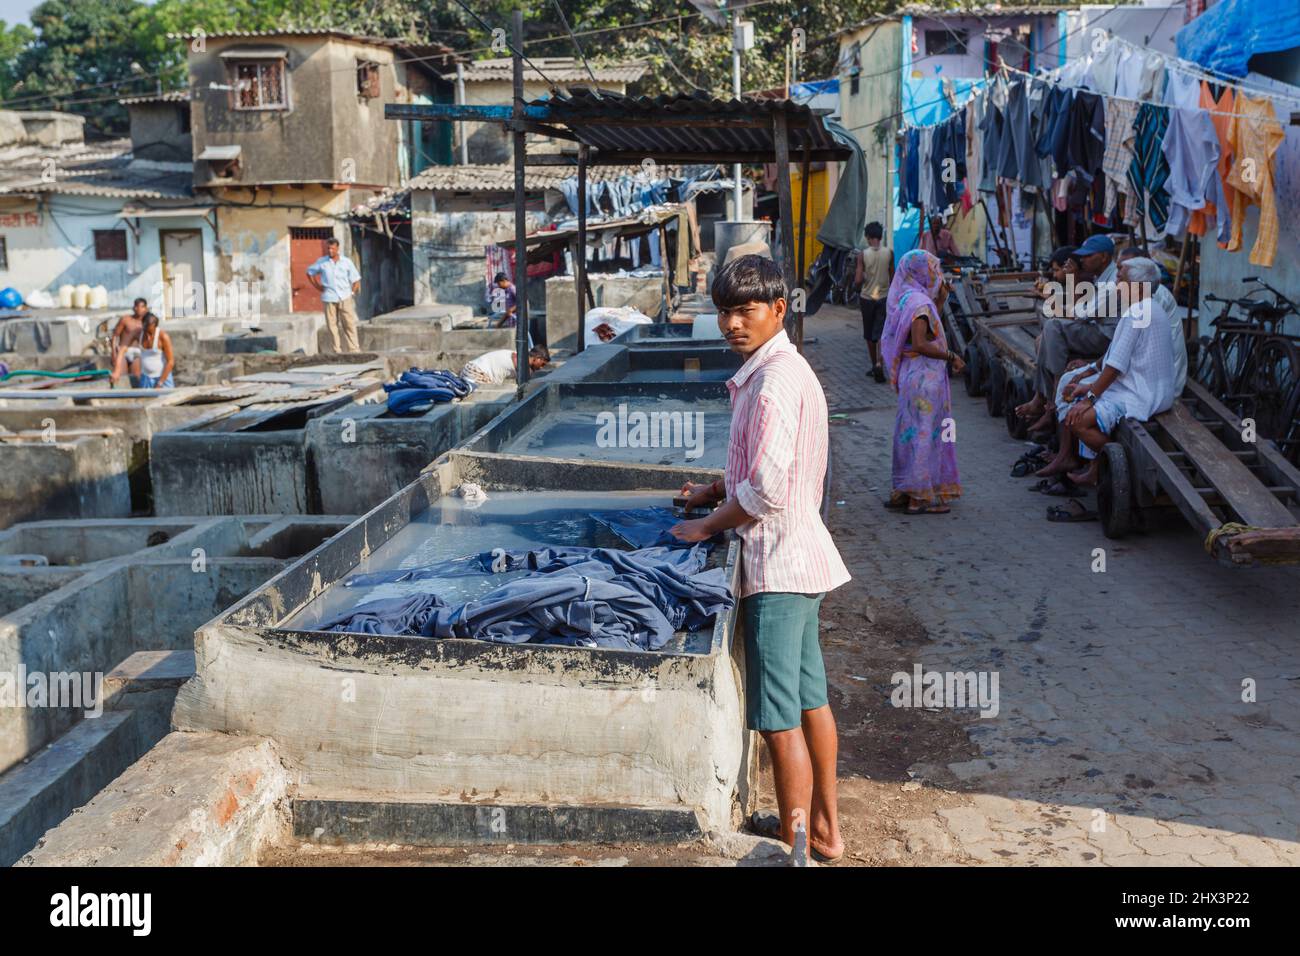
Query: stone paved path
806 304 1300 866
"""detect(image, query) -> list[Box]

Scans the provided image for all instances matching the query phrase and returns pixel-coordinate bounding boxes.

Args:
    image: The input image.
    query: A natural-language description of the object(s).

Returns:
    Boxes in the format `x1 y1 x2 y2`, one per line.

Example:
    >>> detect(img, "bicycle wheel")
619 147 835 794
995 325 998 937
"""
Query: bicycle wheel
1192 336 1229 398
1251 337 1300 439
1220 330 1252 395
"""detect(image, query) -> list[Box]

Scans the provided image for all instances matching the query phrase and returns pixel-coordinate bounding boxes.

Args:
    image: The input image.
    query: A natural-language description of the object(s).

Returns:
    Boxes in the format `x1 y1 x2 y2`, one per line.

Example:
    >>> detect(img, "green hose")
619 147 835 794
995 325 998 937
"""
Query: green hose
0 368 111 382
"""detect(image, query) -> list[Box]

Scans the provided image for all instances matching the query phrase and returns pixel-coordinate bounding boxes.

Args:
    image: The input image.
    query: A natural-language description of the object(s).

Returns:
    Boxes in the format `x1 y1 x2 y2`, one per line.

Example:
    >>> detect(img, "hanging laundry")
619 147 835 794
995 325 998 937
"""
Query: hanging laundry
1189 82 1233 243
1161 70 1220 235
1224 94 1285 267
1101 98 1139 222
977 74 1008 193
1127 103 1172 232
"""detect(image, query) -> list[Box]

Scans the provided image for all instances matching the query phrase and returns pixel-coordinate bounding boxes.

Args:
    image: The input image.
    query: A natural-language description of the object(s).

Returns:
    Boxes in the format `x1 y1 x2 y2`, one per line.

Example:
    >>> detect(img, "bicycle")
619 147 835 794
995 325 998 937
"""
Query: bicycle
1193 277 1299 439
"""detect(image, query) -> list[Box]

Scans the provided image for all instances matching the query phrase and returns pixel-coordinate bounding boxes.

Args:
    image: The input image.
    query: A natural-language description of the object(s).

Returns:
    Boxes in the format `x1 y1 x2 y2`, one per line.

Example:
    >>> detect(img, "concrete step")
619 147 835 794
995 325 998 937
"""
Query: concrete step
293 791 704 847
0 710 136 866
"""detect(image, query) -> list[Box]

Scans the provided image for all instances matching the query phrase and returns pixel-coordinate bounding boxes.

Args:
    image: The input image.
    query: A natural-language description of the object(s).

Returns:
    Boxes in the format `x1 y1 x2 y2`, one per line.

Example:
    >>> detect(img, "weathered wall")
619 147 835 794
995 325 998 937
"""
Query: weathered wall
127 102 191 163
0 195 216 309
838 21 902 237
190 36 402 188
213 184 349 314
411 200 548 309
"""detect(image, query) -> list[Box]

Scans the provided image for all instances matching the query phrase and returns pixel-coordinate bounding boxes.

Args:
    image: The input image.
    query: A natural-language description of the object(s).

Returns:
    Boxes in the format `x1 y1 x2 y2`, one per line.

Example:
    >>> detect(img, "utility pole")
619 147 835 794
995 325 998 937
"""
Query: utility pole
730 15 753 220
511 9 529 385
455 62 469 165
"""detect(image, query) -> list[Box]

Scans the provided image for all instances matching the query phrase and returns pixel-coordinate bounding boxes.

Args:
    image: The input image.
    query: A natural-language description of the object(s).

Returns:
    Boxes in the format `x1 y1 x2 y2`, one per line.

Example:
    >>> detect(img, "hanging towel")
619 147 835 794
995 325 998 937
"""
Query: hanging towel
1127 103 1172 232
1224 94 1285 267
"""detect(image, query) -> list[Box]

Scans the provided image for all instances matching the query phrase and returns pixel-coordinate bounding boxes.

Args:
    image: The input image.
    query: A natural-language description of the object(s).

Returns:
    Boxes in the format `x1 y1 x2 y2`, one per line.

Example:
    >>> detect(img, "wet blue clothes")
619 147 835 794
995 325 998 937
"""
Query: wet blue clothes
320 541 733 651
384 368 473 416
591 506 699 549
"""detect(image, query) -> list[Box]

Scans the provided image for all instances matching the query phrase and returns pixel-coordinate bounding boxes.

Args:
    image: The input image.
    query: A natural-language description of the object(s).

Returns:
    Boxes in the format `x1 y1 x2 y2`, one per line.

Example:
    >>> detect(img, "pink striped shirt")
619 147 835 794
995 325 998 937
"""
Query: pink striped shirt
725 329 851 598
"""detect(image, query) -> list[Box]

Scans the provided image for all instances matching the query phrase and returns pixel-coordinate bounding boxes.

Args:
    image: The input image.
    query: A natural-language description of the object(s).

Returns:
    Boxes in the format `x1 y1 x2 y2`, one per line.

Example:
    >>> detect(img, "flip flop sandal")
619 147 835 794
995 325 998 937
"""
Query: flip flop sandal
883 496 909 510
1028 477 1054 492
906 504 951 515
751 811 844 863
1042 478 1079 497
1047 499 1097 523
1010 458 1036 477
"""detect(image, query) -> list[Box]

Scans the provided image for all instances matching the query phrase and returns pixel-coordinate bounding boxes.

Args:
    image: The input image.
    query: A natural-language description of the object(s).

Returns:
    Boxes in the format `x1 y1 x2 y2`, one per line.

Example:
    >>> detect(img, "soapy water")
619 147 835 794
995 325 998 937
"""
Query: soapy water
287 491 723 654
496 396 731 469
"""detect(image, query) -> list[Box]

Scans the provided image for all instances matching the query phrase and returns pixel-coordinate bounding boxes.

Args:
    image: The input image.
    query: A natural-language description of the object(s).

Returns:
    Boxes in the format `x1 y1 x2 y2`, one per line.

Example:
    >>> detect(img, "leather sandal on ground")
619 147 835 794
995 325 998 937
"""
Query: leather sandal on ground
1047 498 1097 522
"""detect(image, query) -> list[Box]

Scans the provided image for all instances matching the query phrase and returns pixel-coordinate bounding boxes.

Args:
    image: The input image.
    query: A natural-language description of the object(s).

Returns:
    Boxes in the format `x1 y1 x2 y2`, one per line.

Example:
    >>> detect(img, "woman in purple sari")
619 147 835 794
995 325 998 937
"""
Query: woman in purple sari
881 249 964 514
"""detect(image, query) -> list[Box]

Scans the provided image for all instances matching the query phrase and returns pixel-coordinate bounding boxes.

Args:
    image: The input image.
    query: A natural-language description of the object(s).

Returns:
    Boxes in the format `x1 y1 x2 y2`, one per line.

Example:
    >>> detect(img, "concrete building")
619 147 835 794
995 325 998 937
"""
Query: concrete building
181 30 457 315
0 109 213 313
455 57 649 163
830 2 1182 263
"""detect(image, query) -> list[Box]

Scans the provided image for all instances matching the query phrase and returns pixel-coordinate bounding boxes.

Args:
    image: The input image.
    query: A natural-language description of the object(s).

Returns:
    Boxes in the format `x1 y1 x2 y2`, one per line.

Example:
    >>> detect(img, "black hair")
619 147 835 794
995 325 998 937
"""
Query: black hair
1049 246 1076 266
864 221 883 240
133 297 148 308
494 272 509 284
711 254 786 310
528 345 549 363
142 312 160 328
326 237 340 247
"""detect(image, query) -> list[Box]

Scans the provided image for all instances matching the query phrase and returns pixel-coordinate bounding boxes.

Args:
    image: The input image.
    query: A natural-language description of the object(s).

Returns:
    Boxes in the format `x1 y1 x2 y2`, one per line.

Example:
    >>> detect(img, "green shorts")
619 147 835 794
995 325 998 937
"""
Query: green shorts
741 591 828 731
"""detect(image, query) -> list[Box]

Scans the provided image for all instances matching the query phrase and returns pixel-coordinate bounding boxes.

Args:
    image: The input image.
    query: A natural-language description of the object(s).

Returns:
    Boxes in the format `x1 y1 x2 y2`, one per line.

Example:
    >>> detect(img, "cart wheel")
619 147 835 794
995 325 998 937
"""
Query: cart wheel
1004 375 1030 439
986 358 1007 417
1097 442 1134 539
963 343 984 397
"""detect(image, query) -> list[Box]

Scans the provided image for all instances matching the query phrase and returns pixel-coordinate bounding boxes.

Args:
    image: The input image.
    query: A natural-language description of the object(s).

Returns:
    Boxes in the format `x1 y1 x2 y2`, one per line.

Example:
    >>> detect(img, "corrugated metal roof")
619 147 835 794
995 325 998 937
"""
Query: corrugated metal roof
456 57 649 84
537 90 851 162
828 4 1075 41
165 29 458 63
0 142 194 200
119 90 191 106
350 161 704 217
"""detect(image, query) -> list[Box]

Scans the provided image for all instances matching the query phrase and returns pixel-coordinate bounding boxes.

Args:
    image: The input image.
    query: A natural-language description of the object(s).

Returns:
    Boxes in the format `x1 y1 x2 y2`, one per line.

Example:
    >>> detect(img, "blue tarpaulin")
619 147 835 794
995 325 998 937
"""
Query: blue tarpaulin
1176 0 1300 78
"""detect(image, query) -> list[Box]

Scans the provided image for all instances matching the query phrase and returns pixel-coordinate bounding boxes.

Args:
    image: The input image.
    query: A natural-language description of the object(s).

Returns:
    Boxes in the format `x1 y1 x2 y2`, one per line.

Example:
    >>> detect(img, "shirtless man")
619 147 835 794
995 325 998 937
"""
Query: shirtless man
110 298 150 386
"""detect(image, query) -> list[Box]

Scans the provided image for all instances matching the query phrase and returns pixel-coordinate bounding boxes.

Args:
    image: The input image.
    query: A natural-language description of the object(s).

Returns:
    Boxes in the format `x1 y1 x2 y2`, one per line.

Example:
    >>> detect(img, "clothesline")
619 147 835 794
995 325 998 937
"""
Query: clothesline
900 56 1295 132
1105 34 1300 109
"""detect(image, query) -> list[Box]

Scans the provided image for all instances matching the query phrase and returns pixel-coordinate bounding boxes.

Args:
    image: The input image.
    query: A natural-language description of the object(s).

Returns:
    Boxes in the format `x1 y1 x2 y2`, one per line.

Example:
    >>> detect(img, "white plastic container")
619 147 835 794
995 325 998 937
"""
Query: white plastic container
58 284 75 308
71 284 90 309
89 285 108 309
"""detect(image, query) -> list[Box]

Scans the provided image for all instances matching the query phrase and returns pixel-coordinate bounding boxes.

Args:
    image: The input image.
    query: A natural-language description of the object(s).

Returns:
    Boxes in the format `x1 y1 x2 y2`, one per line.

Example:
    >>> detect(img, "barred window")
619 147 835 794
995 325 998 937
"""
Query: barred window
357 60 380 98
93 230 128 261
233 60 287 110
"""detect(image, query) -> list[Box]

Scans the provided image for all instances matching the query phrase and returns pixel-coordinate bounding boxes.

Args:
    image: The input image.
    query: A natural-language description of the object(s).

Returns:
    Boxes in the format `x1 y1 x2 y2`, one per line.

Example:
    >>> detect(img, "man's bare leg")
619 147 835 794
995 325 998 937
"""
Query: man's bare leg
1035 422 1081 477
761 727 814 846
802 704 844 859
1015 392 1047 420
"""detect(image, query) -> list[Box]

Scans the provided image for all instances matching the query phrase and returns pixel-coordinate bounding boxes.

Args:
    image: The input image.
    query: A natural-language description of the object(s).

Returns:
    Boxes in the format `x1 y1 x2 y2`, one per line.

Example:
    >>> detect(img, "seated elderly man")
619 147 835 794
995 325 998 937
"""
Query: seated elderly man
1017 234 1120 434
1036 248 1187 481
1060 256 1177 487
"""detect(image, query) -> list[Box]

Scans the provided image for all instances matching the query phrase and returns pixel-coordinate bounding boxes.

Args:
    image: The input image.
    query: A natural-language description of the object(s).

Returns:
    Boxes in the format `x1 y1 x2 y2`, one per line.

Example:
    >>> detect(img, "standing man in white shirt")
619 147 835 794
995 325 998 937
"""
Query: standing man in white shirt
306 237 361 353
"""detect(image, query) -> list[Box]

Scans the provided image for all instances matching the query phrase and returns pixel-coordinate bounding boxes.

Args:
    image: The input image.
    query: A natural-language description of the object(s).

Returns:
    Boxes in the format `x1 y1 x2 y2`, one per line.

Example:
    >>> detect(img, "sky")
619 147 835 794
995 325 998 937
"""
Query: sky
0 0 35 26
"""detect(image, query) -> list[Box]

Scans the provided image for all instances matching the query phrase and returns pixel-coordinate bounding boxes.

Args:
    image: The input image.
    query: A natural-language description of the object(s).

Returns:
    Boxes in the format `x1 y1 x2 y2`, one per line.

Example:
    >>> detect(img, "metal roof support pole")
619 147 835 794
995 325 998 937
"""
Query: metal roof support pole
576 142 589 351
772 110 801 350
797 142 811 288
511 8 530 385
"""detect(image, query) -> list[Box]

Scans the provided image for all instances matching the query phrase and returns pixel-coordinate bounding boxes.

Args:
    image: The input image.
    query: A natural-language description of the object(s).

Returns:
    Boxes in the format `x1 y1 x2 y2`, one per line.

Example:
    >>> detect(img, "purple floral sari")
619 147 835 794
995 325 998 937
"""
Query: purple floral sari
880 250 961 507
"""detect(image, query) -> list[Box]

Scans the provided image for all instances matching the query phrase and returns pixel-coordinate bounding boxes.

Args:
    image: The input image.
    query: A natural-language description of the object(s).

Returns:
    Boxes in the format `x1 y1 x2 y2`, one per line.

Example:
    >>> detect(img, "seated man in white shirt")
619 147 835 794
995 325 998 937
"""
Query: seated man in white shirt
1036 248 1187 480
459 346 548 387
1062 257 1177 487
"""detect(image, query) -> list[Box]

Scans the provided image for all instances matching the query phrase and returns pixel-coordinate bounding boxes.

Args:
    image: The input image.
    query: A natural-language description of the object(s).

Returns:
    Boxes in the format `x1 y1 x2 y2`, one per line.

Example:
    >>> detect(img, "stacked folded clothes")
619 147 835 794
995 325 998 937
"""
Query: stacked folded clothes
319 539 733 652
383 368 474 416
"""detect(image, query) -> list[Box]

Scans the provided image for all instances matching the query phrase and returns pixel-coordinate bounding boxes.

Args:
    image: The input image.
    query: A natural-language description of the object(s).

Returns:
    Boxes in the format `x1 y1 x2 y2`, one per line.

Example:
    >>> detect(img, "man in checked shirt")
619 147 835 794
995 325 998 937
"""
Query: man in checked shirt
671 255 851 862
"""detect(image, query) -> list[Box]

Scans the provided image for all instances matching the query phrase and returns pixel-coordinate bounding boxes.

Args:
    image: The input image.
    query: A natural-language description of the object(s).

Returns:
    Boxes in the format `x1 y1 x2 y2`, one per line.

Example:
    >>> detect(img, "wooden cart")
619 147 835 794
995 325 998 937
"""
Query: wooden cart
1102 381 1300 565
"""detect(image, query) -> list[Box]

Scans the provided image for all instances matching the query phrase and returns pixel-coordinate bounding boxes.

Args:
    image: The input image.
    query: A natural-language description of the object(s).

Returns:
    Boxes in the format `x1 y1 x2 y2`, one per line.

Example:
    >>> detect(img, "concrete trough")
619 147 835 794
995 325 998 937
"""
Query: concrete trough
173 450 758 841
305 395 513 516
150 383 381 515
0 514 352 865
459 381 732 471
0 429 132 529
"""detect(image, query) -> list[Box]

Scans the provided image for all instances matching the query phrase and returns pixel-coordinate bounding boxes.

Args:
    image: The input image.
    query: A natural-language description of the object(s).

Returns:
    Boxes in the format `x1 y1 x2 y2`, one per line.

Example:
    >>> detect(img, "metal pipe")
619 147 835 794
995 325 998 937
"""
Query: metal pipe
455 62 468 165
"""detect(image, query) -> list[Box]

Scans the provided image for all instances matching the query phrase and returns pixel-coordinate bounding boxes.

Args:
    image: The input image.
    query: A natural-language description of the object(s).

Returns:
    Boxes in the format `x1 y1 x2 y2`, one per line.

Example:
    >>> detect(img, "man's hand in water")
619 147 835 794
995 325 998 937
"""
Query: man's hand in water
669 517 714 542
679 481 719 513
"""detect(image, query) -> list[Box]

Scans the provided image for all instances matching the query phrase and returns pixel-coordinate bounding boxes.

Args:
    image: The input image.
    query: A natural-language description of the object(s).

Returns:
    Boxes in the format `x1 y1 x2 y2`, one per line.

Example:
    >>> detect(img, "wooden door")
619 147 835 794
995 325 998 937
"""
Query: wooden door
289 227 334 312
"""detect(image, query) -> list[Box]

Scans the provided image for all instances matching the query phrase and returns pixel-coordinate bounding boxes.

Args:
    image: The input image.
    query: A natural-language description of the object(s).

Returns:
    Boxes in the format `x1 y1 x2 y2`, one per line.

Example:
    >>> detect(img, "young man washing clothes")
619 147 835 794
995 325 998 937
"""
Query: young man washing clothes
670 254 851 862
